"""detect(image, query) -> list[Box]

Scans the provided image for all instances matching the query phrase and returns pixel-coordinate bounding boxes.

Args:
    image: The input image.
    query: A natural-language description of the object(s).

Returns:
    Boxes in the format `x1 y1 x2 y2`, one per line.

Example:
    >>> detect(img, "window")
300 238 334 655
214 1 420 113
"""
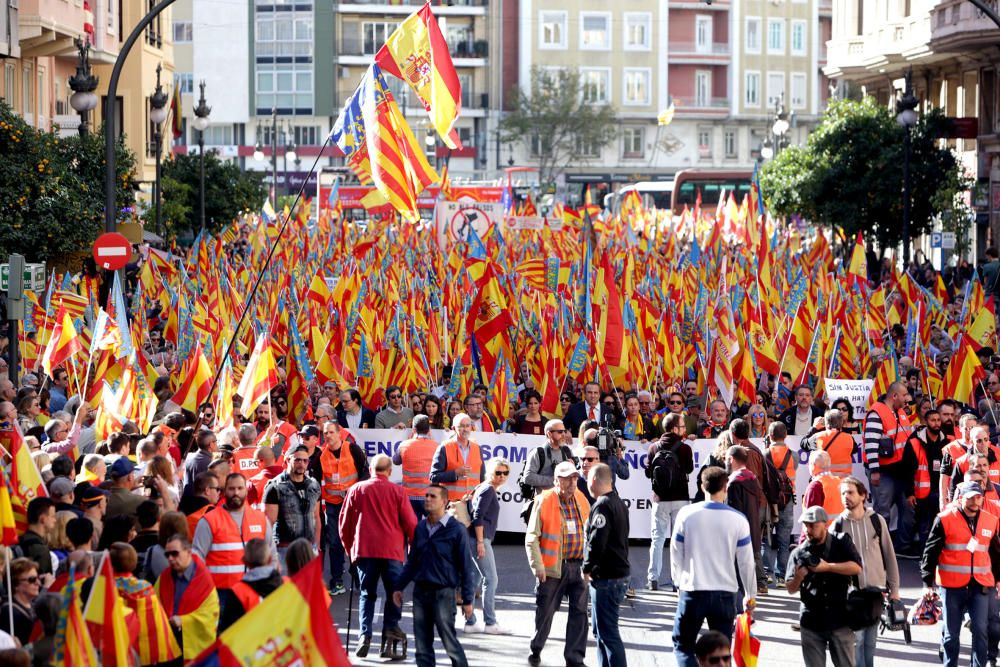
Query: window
745 71 760 107
175 73 194 94
459 73 473 108
575 136 600 158
695 70 711 107
724 129 737 158
22 64 32 116
540 11 566 49
446 23 474 57
695 15 713 53
767 19 785 54
38 70 45 123
291 125 320 146
623 68 650 106
173 21 192 43
360 22 394 55
624 13 651 51
767 71 785 108
622 127 644 158
3 64 15 108
698 128 711 158
580 68 610 104
108 0 117 35
256 65 313 113
791 72 807 109
256 2 314 114
791 20 806 56
256 5 314 58
580 12 610 50
745 17 761 54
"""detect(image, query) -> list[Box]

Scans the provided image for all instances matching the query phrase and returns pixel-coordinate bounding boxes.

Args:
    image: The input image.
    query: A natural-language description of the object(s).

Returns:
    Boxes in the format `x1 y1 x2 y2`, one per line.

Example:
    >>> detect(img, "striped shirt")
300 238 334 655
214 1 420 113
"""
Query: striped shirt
863 407 885 471
560 494 585 561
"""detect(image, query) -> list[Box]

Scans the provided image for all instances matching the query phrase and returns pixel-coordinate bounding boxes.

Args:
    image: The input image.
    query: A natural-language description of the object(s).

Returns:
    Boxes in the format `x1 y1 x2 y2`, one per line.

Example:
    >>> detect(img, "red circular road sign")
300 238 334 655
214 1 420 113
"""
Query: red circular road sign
92 232 133 270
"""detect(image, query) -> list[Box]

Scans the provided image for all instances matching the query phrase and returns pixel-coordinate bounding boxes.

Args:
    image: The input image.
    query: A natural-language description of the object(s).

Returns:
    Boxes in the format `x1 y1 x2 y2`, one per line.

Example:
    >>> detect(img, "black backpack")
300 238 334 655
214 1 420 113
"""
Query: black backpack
518 445 574 501
647 440 685 498
765 448 795 510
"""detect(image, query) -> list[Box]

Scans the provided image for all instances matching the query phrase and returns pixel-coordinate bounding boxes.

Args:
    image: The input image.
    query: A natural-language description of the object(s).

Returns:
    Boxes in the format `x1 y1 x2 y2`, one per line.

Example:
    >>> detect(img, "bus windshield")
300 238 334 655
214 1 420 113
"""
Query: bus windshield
671 170 753 214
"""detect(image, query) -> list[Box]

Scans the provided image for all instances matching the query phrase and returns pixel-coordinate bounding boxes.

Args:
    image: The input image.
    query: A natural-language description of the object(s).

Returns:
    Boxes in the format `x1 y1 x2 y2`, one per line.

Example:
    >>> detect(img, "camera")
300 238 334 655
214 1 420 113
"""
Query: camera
596 427 624 461
794 545 823 570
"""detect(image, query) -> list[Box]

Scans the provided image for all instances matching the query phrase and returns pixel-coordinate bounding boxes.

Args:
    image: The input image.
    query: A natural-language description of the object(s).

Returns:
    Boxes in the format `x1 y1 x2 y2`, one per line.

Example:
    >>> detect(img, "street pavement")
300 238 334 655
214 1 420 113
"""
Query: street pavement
329 539 950 666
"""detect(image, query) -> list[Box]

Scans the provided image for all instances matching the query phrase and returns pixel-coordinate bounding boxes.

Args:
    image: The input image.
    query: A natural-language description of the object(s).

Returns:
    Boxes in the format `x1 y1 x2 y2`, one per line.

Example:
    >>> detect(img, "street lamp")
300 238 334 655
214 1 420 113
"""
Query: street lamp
760 137 774 161
149 64 169 237
425 129 436 169
284 125 297 198
896 68 919 270
67 38 99 136
192 81 211 231
253 122 265 162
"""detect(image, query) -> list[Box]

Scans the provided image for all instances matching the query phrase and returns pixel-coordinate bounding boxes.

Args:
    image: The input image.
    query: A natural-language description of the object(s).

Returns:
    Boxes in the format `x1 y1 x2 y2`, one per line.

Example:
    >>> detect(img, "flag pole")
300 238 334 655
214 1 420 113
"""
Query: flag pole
207 134 333 402
4 548 13 639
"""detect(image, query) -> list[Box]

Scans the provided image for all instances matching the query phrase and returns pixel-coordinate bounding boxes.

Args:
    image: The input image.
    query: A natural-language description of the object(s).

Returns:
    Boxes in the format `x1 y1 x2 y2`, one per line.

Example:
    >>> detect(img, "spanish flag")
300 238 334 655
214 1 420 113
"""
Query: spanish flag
41 304 83 377
189 557 349 666
236 332 280 419
155 555 219 661
171 342 213 412
0 464 17 546
376 1 462 148
733 611 760 666
846 232 868 288
0 425 47 533
940 335 986 407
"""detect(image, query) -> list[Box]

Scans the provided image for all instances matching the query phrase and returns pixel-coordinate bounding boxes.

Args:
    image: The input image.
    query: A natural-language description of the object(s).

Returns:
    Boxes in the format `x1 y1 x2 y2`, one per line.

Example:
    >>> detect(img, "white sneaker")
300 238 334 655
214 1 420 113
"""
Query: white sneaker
485 624 512 635
463 622 485 634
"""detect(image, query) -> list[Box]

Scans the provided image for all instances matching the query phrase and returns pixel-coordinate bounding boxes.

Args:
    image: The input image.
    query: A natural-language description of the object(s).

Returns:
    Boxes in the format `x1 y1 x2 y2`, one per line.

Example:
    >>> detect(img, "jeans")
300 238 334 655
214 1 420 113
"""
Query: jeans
941 584 990 667
800 626 856 667
855 623 877 667
356 557 404 639
472 537 498 626
915 492 939 544
410 497 426 520
412 585 469 667
871 470 915 551
672 590 737 667
648 500 688 584
764 502 794 578
530 561 588 666
590 577 628 667
325 502 346 586
990 592 1000 662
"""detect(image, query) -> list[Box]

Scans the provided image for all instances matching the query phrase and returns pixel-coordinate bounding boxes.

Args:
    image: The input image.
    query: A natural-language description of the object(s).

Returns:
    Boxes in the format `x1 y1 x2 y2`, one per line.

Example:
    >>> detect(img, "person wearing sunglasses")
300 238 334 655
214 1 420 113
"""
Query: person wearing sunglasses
0 558 42 645
522 420 577 499
264 444 322 574
465 457 513 635
695 630 731 666
375 385 415 430
745 403 769 440
156 534 220 661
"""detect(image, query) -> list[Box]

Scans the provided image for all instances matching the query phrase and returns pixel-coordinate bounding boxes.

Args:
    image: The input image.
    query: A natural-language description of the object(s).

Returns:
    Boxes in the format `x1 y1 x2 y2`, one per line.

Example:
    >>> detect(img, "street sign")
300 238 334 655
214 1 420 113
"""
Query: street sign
0 263 45 292
92 232 133 270
930 232 942 249
942 232 956 249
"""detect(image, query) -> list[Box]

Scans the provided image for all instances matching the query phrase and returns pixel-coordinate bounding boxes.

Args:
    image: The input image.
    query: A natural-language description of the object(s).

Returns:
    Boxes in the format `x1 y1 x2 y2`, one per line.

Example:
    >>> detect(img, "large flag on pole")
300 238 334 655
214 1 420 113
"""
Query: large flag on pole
237 332 279 418
41 305 83 377
375 1 463 148
53 565 99 666
83 553 131 667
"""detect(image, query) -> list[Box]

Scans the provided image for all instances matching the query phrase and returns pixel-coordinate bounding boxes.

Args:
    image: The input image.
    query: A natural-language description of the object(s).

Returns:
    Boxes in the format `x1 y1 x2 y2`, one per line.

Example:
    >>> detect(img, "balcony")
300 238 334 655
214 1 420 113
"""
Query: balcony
337 0 486 16
930 0 1000 53
668 41 730 63
18 0 87 58
669 0 729 8
672 96 730 117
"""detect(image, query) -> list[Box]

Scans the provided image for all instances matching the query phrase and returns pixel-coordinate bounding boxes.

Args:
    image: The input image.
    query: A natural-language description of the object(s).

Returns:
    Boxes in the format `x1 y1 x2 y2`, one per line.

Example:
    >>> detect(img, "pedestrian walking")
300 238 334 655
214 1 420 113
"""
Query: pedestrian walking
645 413 693 591
430 413 485 502
786 506 863 667
263 444 322 570
725 445 764 603
339 454 418 658
525 460 591 667
319 421 369 595
831 476 899 667
467 456 512 635
670 466 756 667
393 484 478 667
584 463 630 667
763 421 795 587
393 414 439 518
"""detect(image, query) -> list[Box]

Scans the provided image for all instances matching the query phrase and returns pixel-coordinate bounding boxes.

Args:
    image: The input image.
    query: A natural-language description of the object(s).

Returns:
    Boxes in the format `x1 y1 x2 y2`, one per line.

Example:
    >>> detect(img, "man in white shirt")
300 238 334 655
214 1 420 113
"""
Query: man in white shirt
670 466 756 667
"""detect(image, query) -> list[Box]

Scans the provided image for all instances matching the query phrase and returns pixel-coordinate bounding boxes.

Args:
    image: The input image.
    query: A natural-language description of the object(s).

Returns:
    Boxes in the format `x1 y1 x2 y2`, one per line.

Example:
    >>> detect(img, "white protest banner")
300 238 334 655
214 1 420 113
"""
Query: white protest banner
507 216 546 231
351 430 870 538
824 378 875 420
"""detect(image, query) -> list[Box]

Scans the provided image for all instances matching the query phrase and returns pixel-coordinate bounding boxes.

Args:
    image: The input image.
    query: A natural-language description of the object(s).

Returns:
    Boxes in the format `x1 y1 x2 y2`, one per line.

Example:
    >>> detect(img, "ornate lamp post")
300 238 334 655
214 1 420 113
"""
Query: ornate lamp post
896 69 919 269
192 81 212 231
149 64 169 236
67 38 99 136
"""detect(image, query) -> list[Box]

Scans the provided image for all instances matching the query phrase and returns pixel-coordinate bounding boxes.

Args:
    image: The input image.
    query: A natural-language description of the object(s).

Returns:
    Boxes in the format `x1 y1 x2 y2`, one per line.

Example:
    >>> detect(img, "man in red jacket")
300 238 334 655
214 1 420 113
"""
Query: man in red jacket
339 454 418 658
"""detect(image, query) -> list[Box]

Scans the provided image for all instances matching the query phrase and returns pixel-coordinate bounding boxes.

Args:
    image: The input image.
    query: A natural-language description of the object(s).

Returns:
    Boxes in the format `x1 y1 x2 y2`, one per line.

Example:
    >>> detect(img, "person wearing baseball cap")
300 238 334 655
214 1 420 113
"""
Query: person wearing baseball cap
525 459 590 667
922 480 1000 667
106 457 144 521
786 505 863 667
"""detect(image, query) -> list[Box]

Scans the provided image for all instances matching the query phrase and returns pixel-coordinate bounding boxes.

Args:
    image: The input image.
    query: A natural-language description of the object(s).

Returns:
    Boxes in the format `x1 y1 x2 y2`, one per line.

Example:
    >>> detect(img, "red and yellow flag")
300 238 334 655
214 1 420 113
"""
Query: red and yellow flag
733 611 760 667
83 553 131 667
0 425 47 533
54 565 99 666
237 332 280 418
41 305 84 377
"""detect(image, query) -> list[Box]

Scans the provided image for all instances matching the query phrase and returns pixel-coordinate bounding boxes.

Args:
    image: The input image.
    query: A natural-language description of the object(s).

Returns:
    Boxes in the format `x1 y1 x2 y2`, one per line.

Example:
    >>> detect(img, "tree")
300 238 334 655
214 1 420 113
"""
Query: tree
498 67 619 186
0 100 138 264
759 97 972 254
151 151 266 237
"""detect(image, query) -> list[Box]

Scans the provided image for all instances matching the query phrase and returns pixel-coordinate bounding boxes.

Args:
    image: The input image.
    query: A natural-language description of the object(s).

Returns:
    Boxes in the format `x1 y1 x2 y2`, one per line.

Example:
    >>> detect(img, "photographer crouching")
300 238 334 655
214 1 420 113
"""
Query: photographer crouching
786 506 863 667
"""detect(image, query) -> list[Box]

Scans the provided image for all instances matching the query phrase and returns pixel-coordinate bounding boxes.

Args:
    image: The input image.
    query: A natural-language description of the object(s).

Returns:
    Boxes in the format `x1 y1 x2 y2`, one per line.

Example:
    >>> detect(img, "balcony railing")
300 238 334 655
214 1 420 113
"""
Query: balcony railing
673 96 729 110
449 40 488 58
668 42 730 56
339 0 486 5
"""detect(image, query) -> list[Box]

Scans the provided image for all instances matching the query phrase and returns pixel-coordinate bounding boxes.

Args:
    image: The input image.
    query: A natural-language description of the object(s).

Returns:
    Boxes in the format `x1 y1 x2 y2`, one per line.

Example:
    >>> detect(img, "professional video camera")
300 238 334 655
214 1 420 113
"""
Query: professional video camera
792 543 824 570
596 427 624 461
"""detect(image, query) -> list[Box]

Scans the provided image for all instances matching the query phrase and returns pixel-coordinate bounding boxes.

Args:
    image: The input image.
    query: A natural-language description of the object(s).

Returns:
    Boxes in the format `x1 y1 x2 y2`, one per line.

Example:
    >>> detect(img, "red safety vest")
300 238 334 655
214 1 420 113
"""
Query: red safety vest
202 506 269 589
816 473 844 523
233 446 260 480
954 446 1000 485
936 506 998 589
398 436 437 499
911 439 931 500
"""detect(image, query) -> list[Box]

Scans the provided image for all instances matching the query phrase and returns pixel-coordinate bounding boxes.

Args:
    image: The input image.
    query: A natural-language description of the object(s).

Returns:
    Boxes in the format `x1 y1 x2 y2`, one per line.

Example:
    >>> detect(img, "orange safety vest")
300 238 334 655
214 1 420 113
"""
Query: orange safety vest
911 439 931 500
866 402 913 466
983 485 1000 516
767 445 797 484
186 504 213 539
936 506 998 589
955 446 1000 485
816 473 844 523
816 430 854 478
202 506 269 589
233 446 260 480
535 488 591 570
441 438 484 501
320 445 359 505
398 436 437 499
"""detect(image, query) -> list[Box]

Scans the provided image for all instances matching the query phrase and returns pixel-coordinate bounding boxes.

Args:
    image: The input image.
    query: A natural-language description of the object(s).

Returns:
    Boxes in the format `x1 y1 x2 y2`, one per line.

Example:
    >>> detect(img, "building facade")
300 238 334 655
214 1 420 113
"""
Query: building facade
824 0 992 255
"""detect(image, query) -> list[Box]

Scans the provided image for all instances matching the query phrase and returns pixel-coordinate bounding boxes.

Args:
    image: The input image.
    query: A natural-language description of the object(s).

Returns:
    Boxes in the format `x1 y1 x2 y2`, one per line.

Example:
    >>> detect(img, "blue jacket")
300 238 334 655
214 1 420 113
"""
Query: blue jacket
396 515 478 604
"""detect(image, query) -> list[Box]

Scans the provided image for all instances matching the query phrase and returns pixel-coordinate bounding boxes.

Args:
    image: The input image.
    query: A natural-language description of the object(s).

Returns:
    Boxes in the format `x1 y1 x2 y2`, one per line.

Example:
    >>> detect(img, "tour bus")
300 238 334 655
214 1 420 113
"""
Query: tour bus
607 181 674 214
670 168 753 215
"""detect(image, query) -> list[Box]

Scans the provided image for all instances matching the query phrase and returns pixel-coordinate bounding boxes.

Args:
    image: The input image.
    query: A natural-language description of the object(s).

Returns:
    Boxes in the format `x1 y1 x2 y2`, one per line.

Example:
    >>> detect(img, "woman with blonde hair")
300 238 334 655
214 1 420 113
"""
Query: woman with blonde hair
48 511 77 566
466 456 512 635
746 403 769 439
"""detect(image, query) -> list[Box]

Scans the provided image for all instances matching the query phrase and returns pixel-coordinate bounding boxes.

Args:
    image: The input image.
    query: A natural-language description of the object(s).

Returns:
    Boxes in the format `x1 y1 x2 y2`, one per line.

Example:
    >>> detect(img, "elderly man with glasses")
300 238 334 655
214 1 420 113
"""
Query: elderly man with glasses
523 419 578 498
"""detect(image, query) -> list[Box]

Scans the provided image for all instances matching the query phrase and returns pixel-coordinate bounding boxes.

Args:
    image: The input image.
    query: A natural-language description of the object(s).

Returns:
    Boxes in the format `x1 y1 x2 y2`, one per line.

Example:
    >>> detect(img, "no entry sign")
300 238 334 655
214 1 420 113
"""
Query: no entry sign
92 232 133 270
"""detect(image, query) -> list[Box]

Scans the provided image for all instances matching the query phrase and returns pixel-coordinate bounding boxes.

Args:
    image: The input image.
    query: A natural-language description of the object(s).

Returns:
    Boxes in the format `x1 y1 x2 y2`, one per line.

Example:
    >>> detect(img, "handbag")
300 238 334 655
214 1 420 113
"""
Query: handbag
846 585 886 630
447 500 472 527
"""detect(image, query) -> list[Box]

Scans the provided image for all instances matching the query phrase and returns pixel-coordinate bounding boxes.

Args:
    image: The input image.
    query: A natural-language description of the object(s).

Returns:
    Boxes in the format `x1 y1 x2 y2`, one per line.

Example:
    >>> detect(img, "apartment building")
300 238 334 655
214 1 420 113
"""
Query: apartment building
824 0 996 251
514 0 832 195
